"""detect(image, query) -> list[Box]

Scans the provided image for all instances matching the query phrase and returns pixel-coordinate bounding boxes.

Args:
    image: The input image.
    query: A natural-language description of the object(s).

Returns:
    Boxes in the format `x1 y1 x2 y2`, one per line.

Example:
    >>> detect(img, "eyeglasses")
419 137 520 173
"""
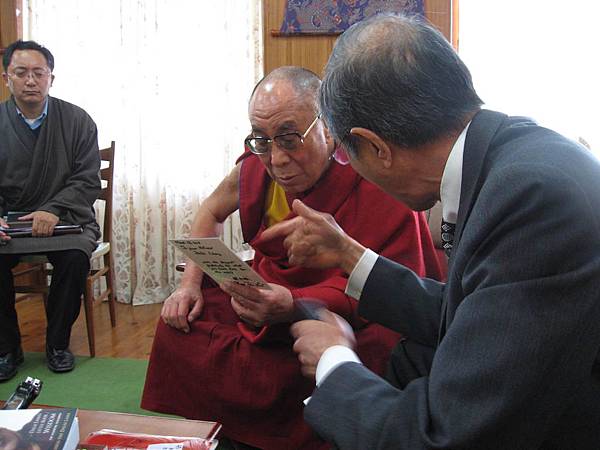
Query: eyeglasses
245 114 321 155
7 68 51 81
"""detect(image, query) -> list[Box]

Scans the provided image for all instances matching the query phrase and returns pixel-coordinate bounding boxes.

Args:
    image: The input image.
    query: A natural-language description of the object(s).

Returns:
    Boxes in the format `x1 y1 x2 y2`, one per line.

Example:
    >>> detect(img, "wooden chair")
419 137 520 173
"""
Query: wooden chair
13 141 117 356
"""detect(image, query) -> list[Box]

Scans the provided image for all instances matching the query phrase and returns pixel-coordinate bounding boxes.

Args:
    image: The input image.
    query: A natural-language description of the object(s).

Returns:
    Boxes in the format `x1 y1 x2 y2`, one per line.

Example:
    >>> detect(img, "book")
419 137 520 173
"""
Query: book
0 408 79 450
170 238 271 290
76 445 107 450
0 224 83 238
5 211 32 223
81 428 219 450
1 212 83 238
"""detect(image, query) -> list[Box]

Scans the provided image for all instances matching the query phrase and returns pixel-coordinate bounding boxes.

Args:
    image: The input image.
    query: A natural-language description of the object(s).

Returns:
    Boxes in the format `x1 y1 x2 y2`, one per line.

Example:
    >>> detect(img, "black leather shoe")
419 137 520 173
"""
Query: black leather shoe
46 346 75 373
0 346 24 382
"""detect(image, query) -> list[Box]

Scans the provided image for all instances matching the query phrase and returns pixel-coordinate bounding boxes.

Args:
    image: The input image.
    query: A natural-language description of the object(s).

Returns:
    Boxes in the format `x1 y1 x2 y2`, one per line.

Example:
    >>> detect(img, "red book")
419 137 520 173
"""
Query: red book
81 428 220 450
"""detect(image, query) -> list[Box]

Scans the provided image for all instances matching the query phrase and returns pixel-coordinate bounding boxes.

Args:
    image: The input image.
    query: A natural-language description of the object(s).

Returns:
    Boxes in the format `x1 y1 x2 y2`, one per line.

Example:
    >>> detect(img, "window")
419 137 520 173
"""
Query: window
459 0 599 154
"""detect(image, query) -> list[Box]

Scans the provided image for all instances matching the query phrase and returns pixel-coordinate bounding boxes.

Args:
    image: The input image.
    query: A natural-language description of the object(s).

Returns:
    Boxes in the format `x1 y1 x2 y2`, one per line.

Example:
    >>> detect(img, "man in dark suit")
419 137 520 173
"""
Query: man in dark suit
262 13 600 449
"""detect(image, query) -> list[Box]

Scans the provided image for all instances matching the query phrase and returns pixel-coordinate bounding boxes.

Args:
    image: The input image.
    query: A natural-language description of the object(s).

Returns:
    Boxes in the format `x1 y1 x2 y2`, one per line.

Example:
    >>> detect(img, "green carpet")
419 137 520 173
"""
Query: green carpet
0 352 156 415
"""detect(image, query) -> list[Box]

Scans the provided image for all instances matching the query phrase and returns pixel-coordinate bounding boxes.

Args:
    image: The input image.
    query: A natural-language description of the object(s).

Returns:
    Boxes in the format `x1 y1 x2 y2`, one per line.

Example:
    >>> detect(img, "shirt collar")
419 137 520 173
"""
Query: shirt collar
16 98 49 130
440 121 471 223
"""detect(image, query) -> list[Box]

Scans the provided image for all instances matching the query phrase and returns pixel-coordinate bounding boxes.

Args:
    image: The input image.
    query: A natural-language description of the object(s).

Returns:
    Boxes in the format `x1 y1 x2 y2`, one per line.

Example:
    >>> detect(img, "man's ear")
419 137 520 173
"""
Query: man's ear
2 72 8 87
349 127 393 168
50 74 55 87
321 121 335 154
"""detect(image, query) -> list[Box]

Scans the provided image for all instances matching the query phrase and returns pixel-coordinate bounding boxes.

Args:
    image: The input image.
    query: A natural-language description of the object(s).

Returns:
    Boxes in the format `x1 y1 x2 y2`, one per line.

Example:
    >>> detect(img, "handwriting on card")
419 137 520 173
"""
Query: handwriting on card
170 238 271 290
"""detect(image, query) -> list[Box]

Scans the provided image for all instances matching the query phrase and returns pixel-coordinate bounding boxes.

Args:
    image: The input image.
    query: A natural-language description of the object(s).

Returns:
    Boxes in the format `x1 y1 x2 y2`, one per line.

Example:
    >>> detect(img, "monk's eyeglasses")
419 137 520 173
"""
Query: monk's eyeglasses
245 114 321 155
7 68 51 81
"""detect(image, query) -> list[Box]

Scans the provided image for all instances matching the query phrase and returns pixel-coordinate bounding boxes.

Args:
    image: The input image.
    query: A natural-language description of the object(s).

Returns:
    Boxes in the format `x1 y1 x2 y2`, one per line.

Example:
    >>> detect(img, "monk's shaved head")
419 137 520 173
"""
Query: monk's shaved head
250 66 321 113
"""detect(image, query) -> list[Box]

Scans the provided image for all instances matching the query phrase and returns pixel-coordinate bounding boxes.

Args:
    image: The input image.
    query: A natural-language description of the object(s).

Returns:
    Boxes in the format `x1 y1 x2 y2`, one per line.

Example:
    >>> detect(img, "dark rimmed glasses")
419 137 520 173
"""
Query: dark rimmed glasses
245 114 321 155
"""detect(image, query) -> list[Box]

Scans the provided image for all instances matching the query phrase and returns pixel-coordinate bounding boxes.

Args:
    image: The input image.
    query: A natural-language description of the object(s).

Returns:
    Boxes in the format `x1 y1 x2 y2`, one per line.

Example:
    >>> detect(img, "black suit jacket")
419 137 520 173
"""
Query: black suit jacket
305 110 600 449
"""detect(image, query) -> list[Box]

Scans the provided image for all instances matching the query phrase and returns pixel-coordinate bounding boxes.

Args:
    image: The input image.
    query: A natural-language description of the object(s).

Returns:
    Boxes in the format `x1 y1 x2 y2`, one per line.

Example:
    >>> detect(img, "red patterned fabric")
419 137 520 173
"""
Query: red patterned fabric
142 155 442 450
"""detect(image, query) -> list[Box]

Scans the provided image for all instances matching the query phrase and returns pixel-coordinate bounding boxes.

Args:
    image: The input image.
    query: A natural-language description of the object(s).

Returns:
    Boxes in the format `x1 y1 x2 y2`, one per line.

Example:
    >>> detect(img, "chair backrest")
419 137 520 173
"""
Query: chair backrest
98 141 115 243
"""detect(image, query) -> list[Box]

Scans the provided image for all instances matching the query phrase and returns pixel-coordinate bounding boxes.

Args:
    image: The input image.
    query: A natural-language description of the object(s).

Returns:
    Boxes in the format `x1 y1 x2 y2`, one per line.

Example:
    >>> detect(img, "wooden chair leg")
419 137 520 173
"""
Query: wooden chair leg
83 276 96 357
104 253 117 327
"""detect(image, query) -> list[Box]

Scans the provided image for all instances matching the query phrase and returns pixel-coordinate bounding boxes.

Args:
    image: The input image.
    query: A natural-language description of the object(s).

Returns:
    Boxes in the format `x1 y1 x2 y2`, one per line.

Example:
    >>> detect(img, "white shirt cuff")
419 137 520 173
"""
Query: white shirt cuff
303 344 363 405
316 345 362 386
345 249 379 300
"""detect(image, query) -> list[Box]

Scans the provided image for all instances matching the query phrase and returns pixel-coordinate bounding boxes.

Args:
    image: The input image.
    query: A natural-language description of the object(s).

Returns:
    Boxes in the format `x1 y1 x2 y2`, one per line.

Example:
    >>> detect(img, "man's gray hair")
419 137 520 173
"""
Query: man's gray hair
320 14 483 156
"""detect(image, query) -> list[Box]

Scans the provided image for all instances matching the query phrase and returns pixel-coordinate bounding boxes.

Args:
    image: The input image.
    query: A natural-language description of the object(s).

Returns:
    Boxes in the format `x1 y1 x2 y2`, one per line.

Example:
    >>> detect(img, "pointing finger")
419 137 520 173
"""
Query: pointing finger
291 199 324 222
260 216 303 242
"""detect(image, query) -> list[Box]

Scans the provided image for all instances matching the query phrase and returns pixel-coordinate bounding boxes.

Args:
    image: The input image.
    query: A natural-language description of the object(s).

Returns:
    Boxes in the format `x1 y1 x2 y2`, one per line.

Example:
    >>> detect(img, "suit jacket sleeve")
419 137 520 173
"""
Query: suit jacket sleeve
305 162 600 449
358 256 444 346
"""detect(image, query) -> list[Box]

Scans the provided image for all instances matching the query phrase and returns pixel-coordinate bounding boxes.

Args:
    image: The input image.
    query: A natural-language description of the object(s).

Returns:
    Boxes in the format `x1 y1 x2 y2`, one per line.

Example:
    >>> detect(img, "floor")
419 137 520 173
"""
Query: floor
15 294 163 359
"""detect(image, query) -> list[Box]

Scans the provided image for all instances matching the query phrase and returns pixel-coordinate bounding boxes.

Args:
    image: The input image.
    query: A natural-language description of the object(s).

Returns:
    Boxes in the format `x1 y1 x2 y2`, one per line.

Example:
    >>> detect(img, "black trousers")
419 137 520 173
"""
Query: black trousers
0 250 90 353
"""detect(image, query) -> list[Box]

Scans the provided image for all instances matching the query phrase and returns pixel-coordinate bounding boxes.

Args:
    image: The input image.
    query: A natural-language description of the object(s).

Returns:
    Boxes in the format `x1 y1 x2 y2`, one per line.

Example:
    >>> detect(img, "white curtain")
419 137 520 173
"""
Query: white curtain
459 0 600 155
24 0 263 304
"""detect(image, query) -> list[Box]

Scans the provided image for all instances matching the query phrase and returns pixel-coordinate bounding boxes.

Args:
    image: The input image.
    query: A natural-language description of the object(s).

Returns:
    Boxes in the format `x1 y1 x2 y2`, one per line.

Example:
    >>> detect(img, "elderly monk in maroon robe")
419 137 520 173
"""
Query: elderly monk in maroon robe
141 67 443 450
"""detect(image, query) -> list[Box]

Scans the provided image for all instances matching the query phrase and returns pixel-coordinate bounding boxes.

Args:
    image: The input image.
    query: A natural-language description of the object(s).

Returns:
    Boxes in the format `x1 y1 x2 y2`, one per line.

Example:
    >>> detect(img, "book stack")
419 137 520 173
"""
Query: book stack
0 221 83 238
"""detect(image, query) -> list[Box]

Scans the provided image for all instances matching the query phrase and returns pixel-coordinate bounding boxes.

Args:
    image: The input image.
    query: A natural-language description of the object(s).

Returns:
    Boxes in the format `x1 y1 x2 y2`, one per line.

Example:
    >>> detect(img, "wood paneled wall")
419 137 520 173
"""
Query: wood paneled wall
263 0 453 76
0 0 21 102
2 1 452 96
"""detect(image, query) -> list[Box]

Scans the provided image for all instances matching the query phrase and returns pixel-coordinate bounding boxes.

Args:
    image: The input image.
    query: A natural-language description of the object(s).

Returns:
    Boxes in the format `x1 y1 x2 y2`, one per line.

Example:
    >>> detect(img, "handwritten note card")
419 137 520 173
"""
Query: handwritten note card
170 238 271 290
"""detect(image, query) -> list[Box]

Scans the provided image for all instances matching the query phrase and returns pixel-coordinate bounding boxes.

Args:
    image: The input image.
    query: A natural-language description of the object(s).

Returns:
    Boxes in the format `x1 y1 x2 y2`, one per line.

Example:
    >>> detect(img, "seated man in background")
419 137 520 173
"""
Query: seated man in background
0 40 101 380
141 66 443 450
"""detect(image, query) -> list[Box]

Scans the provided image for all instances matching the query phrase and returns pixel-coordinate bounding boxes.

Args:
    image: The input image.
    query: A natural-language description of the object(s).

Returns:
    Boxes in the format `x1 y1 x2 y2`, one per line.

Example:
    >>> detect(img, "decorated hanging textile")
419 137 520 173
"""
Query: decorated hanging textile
280 0 424 35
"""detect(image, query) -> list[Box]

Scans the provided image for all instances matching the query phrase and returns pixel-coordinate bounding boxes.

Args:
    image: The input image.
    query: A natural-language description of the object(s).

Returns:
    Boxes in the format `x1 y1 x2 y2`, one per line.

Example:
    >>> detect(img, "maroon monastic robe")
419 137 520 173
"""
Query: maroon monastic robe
142 155 443 449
